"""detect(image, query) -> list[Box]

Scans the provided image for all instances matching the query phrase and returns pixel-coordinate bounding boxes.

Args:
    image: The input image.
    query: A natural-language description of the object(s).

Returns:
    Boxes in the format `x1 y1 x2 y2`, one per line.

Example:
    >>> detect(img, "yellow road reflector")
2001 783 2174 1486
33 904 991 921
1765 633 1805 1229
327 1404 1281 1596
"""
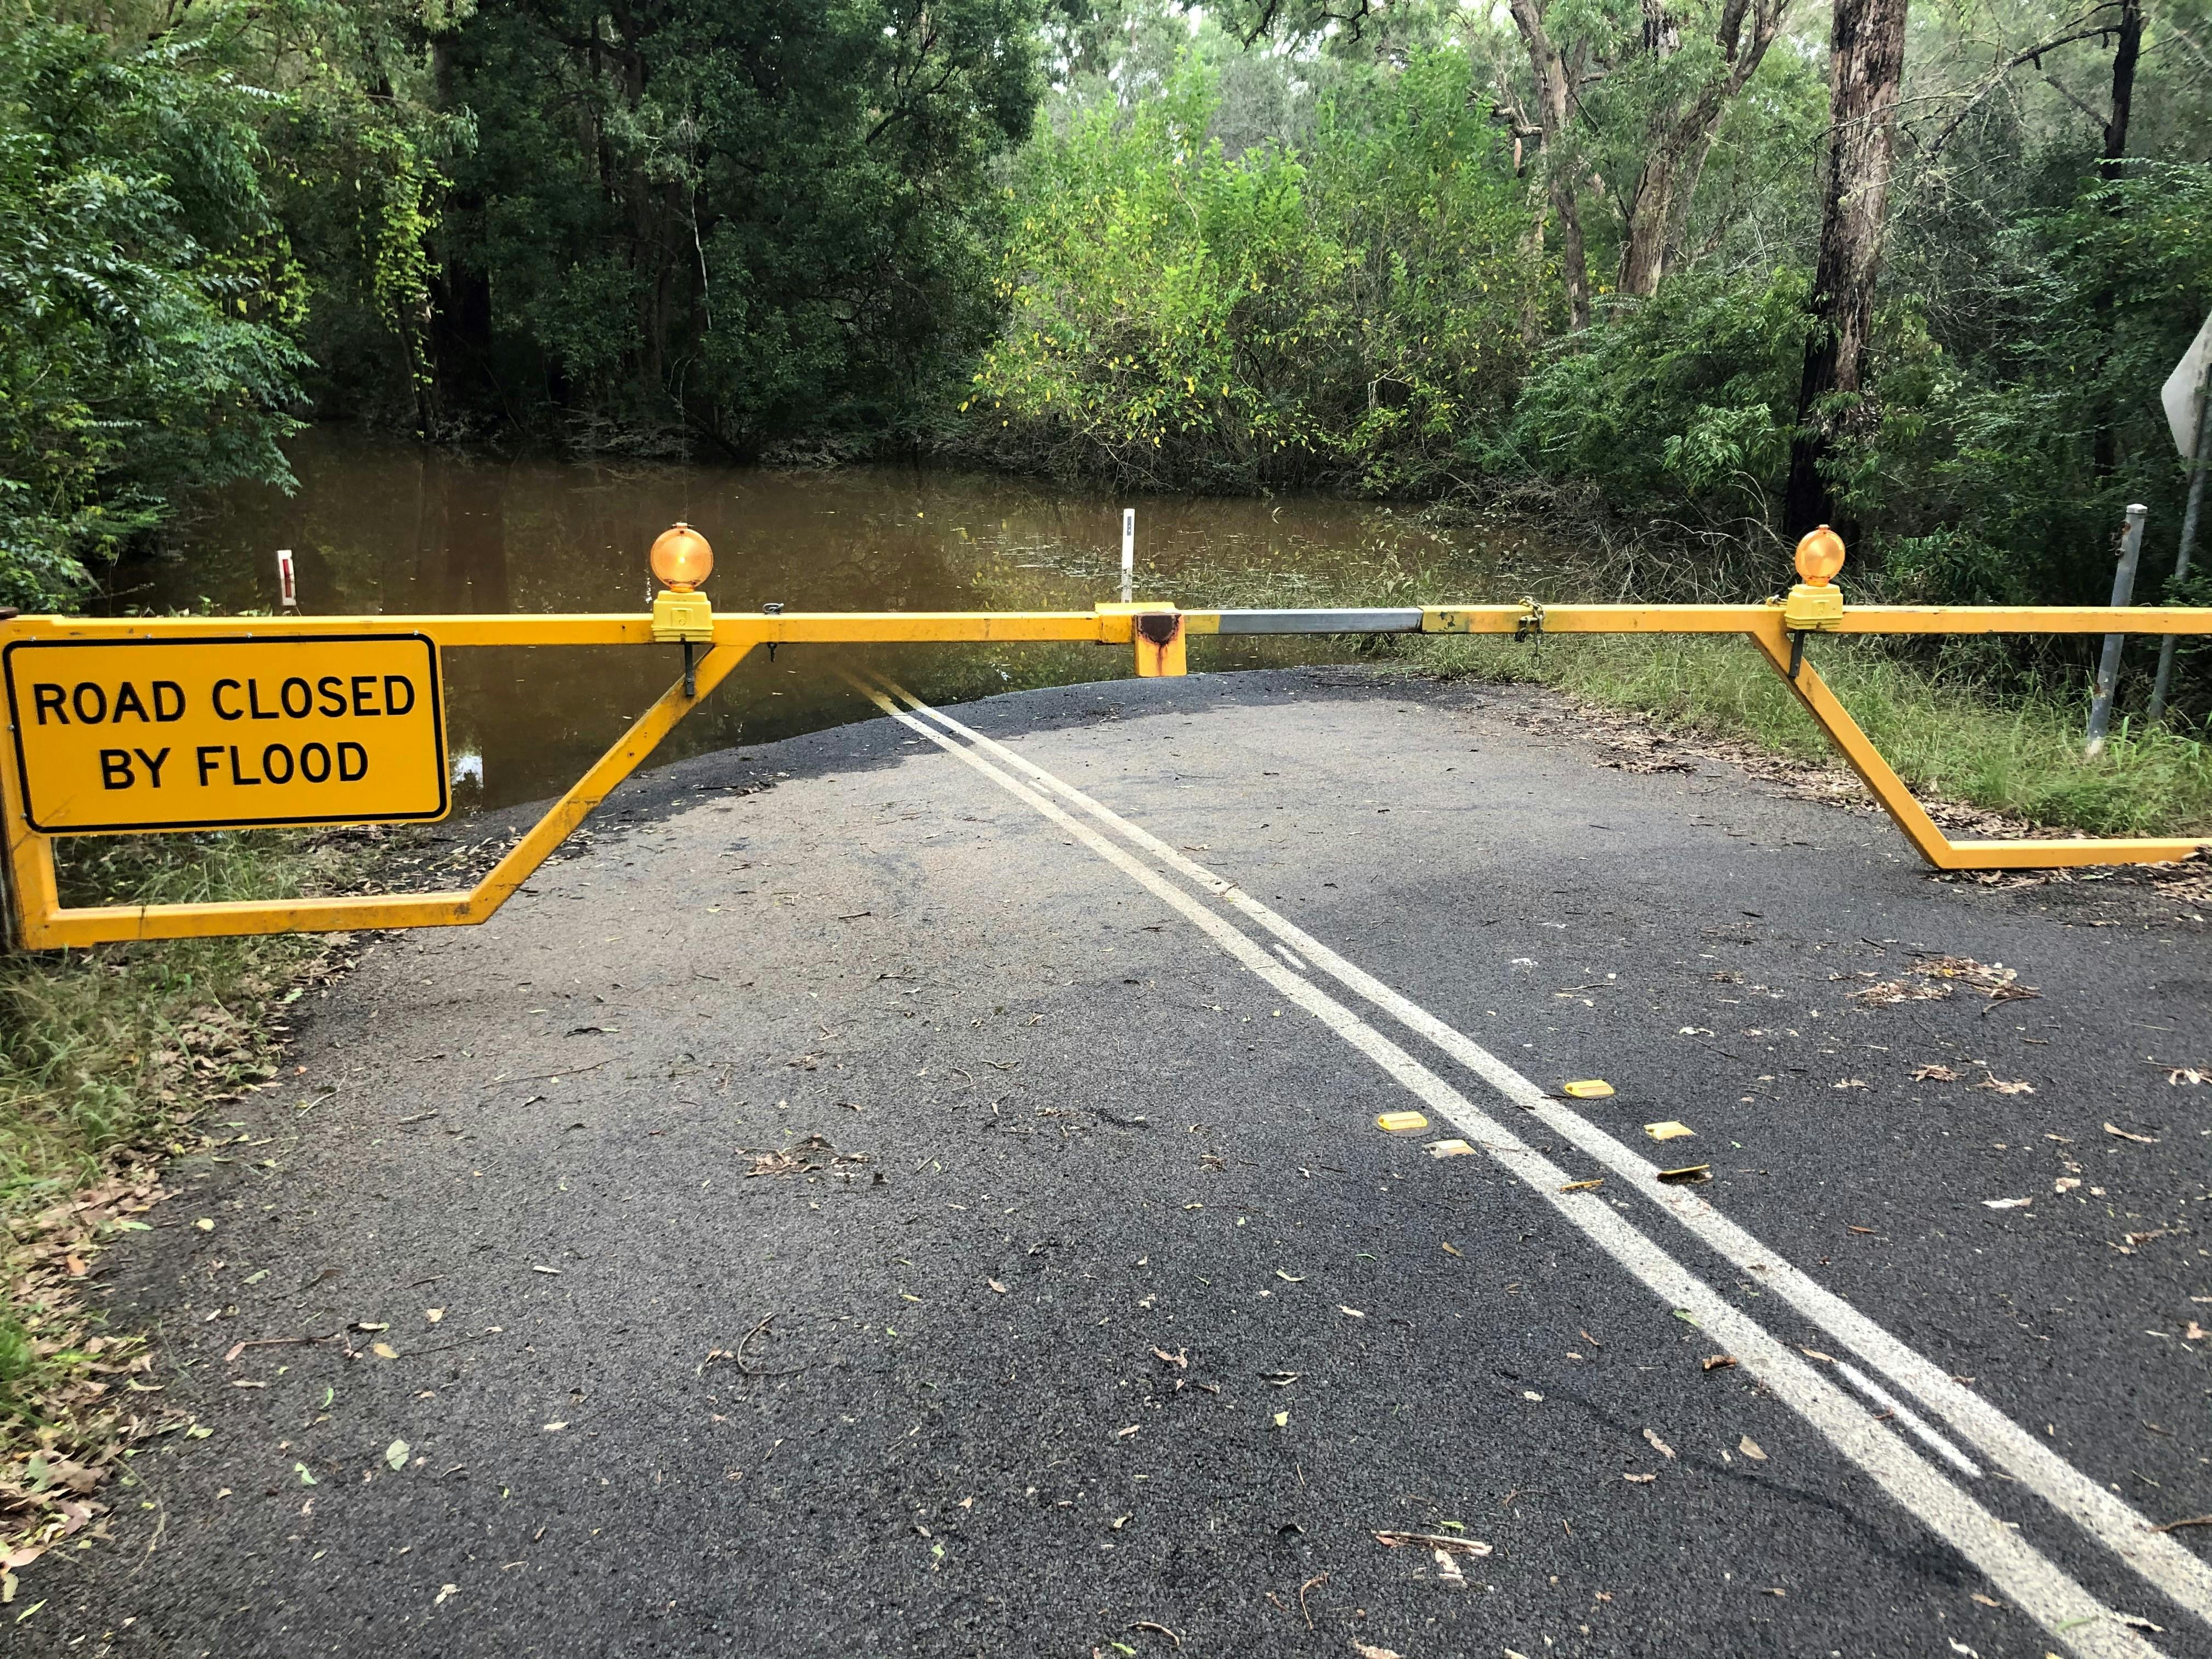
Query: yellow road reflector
1563 1080 1615 1098
1559 1178 1605 1193
4 633 448 833
1657 1164 1712 1184
1644 1120 1696 1141
1425 1138 1475 1159
1376 1111 1429 1133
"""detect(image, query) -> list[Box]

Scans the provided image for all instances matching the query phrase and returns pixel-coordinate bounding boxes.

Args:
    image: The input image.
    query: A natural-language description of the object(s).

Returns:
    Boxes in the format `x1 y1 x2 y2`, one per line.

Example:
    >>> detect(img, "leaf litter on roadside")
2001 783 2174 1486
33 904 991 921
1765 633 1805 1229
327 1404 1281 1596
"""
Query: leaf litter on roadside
1853 955 2038 1007
745 1134 870 1178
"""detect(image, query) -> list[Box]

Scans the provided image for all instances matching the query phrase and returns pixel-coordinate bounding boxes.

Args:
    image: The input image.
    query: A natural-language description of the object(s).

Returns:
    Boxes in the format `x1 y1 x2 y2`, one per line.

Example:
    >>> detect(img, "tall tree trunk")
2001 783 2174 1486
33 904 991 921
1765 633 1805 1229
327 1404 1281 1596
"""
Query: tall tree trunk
2088 0 2142 482
1782 0 1911 537
1617 159 1678 296
1509 0 1592 329
2100 0 2141 180
1613 0 1790 297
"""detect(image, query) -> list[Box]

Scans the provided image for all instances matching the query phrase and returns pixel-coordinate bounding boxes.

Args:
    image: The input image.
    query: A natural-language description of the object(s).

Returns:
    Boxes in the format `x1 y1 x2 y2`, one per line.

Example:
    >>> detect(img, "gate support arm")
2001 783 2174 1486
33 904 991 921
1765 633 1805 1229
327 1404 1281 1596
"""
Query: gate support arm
5 645 752 948
1745 619 2206 870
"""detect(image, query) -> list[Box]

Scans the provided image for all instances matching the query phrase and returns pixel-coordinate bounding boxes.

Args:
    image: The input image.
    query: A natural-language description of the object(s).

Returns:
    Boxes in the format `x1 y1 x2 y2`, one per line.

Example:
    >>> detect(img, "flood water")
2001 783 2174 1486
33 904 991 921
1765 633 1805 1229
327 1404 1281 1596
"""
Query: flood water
114 431 1575 814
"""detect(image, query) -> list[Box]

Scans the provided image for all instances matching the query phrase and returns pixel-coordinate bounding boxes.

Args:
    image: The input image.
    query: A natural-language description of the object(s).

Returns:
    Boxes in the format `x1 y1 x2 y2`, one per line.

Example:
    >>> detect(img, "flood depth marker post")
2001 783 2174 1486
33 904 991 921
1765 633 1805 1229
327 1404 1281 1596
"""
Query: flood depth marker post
1121 509 1135 603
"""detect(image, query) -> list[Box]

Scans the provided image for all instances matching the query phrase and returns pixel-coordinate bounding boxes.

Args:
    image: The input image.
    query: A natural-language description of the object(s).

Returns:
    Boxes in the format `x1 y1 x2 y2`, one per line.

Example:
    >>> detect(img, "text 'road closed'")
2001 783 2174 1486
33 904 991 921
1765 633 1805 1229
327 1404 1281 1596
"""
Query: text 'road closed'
4 634 449 832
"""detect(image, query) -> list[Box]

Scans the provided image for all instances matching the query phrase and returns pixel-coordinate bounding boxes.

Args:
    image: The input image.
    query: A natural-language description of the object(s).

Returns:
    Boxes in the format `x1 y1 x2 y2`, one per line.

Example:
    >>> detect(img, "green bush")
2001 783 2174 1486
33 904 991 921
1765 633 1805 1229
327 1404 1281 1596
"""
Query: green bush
0 15 308 610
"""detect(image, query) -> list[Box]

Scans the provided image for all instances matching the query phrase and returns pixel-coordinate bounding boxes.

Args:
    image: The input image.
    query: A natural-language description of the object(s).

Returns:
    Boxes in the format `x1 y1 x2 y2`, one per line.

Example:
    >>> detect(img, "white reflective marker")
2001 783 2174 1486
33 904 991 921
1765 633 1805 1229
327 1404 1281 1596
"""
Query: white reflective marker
1120 507 1135 604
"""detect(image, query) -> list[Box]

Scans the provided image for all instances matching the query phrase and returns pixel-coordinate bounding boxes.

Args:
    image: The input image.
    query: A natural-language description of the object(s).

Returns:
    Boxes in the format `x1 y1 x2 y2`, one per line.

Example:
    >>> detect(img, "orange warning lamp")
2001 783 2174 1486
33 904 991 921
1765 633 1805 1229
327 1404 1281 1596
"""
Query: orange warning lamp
648 522 714 643
1795 524 1846 586
1783 524 1847 629
650 522 714 591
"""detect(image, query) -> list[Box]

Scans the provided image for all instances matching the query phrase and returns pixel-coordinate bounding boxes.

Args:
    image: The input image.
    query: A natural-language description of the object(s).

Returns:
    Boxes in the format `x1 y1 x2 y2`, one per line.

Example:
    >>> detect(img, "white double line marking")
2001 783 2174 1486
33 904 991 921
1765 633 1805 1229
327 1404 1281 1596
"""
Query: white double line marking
844 669 2203 1657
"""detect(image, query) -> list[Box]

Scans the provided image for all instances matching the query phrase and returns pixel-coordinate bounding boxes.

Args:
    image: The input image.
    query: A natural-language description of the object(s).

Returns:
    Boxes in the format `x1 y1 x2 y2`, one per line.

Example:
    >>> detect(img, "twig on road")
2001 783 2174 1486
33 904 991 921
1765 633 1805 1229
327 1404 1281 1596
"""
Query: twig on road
1297 1571 1328 1629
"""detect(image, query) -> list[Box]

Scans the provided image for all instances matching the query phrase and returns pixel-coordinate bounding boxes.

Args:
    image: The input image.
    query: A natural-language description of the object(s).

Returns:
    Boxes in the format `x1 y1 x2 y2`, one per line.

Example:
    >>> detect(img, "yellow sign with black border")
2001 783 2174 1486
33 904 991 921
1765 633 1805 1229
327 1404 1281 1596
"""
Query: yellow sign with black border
4 634 449 833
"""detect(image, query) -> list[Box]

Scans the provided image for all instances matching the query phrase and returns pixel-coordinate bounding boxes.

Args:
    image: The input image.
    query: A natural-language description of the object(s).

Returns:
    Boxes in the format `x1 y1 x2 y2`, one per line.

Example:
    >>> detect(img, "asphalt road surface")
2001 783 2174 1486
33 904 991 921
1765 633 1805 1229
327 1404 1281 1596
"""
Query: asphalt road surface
20 665 2212 1659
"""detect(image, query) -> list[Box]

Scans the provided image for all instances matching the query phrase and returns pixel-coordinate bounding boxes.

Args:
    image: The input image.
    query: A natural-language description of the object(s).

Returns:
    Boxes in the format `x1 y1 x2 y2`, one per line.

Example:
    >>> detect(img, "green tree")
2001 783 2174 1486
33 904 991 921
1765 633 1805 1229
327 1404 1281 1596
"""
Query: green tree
0 10 308 610
430 0 1043 454
972 44 1537 490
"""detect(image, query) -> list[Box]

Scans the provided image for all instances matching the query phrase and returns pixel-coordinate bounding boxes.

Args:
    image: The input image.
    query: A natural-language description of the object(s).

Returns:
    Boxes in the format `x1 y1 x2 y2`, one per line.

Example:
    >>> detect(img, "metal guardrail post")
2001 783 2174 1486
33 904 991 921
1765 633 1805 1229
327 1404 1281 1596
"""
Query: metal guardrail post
2085 504 2147 759
2149 385 2210 724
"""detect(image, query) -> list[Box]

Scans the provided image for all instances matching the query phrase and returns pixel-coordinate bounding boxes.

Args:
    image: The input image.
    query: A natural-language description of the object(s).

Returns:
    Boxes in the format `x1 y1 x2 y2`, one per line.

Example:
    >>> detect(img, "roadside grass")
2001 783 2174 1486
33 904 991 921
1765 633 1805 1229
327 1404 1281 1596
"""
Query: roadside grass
2 832 352 1570
1383 631 2212 839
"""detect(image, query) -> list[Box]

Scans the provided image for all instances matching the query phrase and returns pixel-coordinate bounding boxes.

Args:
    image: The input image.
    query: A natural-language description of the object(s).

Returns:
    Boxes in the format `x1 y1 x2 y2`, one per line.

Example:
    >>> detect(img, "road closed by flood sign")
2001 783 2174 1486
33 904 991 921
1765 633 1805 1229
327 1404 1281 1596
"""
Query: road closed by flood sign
4 634 449 833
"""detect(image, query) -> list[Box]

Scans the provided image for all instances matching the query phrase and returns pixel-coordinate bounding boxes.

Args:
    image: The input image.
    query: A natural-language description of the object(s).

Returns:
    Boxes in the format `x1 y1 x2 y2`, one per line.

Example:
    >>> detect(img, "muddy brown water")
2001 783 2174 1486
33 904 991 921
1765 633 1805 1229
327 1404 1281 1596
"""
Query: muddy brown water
112 431 1573 814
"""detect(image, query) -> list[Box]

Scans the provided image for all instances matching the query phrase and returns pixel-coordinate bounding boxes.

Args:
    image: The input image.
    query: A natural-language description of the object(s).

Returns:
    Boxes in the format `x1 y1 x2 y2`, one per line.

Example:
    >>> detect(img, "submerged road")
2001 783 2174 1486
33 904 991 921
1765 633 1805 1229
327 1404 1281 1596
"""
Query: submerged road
22 666 2212 1659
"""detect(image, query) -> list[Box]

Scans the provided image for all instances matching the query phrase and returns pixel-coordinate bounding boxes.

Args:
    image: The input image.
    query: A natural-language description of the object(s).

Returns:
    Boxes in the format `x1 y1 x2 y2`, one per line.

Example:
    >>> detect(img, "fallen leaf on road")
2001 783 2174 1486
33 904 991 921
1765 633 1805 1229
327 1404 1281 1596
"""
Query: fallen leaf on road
435 1584 458 1607
1975 1074 2034 1096
2055 1177 2081 1192
294 1463 317 1486
1440 1241 1462 1257
1855 978 1949 1006
1272 1412 1289 1429
1151 1346 1188 1368
371 1342 398 1360
425 1308 444 1324
1912 1064 1962 1082
1374 1530 1492 1555
988 1279 1007 1294
1644 1428 1676 1459
1970 1594 2000 1608
1352 1644 1404 1659
1832 1079 1867 1090
1276 1269 1303 1283
1522 1390 1544 1402
1340 1306 1365 1318
1981 1197 2032 1210
1623 1472 1656 1483
1559 1178 1604 1193
531 1265 562 1276
1656 1164 1711 1184
2167 1068 2207 1086
1128 1619 1178 1646
1739 1435 1767 1460
2184 1322 2207 1341
1703 1355 1737 1371
385 1440 409 1472
1116 1425 1139 1438
2104 1121 2159 1144
543 1421 568 1433
1644 1121 1695 1142
1801 1348 1834 1363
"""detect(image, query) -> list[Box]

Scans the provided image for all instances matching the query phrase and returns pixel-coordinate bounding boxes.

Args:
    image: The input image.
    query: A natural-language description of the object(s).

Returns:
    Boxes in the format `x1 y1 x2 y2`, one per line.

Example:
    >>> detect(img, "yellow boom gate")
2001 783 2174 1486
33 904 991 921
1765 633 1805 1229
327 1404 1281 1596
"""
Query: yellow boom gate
4 563 2209 948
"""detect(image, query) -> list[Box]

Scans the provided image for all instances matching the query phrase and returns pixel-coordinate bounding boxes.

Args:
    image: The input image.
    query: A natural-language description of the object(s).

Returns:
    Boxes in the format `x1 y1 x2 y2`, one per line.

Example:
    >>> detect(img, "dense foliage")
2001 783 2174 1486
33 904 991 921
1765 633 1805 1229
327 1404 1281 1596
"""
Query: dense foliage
0 11 307 607
422 0 1042 454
